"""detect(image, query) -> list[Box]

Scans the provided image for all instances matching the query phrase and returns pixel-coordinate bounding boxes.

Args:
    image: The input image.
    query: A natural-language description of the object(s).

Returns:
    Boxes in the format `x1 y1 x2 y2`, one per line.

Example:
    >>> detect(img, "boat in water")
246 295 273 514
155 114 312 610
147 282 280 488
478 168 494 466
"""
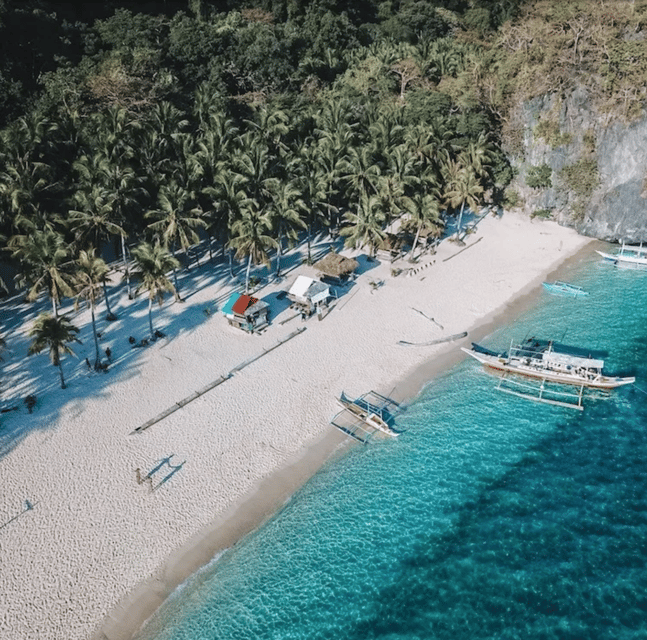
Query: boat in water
332 391 400 441
462 339 635 390
542 281 589 297
596 242 647 268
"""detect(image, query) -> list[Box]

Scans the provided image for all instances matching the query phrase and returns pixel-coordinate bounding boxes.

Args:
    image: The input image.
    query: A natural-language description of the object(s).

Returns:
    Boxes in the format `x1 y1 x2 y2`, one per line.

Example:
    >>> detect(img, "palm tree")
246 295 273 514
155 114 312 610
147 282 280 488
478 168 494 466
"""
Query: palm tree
339 193 387 259
401 191 443 262
130 242 181 340
340 147 382 202
9 228 75 317
204 170 255 277
228 205 278 293
74 249 110 368
146 182 206 296
67 186 124 319
28 313 81 389
266 178 306 277
442 158 484 240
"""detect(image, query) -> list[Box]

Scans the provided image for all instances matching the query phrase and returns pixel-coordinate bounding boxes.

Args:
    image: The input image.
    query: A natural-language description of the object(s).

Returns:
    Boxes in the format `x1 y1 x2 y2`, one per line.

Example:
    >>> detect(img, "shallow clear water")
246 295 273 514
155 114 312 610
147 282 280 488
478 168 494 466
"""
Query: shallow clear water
138 255 647 640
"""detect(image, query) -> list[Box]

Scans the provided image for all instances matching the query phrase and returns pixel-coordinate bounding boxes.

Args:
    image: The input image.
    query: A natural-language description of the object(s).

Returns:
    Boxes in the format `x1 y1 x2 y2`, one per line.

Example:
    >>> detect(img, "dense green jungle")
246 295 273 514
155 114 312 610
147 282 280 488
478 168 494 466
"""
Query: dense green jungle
0 0 645 358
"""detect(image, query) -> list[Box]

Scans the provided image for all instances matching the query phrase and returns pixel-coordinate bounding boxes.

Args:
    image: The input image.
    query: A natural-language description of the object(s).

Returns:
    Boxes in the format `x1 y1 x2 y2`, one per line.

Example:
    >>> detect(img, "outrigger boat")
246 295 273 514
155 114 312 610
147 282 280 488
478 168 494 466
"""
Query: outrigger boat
542 281 588 297
462 339 635 410
596 242 647 268
332 391 399 441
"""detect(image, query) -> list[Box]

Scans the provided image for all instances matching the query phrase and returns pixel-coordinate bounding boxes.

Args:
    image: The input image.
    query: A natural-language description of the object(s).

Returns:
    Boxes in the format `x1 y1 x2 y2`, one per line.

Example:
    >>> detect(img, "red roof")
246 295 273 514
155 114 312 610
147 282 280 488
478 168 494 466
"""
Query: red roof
232 294 258 315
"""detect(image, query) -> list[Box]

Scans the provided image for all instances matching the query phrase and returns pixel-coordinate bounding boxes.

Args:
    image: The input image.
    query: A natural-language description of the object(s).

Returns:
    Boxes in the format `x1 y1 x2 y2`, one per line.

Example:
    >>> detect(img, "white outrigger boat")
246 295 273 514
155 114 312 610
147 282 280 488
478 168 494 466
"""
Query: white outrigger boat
542 281 588 297
462 339 635 410
596 242 647 268
332 391 399 441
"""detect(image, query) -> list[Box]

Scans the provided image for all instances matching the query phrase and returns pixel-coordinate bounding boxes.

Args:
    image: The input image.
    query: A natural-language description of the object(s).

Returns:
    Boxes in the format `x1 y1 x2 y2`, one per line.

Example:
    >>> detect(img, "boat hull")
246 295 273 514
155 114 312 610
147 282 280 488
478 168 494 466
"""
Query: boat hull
596 249 647 267
462 348 635 389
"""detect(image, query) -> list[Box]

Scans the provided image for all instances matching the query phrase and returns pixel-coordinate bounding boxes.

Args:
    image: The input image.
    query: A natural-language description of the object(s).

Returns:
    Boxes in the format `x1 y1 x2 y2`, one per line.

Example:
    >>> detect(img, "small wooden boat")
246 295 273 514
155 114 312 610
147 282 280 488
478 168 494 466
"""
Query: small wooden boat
542 281 588 297
596 242 647 268
462 339 635 390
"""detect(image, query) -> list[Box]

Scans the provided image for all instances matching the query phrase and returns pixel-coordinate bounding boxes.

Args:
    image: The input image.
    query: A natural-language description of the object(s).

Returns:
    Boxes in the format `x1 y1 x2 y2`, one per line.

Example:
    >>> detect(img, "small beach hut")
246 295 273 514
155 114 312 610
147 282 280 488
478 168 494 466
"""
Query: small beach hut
314 252 358 285
287 275 331 316
221 292 269 333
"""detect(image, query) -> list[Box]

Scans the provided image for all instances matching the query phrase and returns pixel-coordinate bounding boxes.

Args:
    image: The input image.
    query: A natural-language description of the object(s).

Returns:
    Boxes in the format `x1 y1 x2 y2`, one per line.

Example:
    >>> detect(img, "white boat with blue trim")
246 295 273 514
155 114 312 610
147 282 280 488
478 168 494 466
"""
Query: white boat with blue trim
542 281 589 297
596 242 647 268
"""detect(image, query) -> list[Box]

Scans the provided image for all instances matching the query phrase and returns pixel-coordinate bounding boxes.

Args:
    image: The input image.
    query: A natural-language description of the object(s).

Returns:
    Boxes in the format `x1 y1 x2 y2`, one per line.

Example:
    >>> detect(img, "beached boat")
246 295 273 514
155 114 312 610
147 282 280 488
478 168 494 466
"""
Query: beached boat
542 281 588 297
596 242 647 268
462 339 635 390
332 391 399 441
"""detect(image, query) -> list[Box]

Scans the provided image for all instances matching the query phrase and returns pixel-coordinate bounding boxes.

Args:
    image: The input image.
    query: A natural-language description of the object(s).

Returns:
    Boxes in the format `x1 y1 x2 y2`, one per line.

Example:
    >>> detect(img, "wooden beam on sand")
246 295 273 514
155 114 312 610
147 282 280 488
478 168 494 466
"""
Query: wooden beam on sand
397 331 468 347
442 236 483 262
229 326 306 373
130 374 232 434
130 327 307 434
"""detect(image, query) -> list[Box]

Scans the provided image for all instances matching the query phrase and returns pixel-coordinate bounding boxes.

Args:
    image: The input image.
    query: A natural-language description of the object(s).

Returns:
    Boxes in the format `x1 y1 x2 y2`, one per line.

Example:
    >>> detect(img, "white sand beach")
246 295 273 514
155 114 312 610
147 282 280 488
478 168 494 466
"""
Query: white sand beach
0 212 591 640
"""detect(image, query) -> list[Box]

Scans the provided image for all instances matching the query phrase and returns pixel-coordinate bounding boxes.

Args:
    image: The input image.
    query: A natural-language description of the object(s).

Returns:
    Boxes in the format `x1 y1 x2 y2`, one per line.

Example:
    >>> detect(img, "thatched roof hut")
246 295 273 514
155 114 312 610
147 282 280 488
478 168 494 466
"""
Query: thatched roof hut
314 252 358 282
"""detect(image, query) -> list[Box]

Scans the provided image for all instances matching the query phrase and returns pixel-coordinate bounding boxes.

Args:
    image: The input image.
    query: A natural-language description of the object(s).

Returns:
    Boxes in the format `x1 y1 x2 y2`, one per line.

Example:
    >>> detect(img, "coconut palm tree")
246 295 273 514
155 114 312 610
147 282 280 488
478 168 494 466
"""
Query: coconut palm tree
401 190 443 262
266 178 306 277
9 228 75 317
442 158 484 240
339 193 387 258
73 249 110 368
204 170 255 277
146 182 206 296
28 313 81 389
130 242 181 340
228 204 278 293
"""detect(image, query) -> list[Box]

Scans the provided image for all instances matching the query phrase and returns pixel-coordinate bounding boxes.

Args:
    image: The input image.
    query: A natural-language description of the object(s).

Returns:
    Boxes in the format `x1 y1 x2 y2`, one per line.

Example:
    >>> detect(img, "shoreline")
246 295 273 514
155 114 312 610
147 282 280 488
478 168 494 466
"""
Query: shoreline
0 212 594 640
97 237 598 640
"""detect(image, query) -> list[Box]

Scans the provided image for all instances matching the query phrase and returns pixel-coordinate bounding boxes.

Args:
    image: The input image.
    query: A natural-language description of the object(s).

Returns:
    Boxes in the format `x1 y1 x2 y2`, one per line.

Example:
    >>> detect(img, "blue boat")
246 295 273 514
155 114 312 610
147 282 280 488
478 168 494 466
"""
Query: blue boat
542 280 589 297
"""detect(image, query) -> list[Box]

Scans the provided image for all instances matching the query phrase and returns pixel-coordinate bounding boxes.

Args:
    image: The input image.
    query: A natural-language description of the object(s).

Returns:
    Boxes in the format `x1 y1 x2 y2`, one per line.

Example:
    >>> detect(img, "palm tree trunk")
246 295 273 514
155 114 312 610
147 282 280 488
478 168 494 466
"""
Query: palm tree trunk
148 296 154 339
57 361 66 389
90 304 101 368
171 246 182 299
245 253 252 293
121 235 132 299
409 223 422 262
306 223 312 264
275 237 283 277
102 281 117 321
456 202 465 239
52 296 58 318
228 248 235 277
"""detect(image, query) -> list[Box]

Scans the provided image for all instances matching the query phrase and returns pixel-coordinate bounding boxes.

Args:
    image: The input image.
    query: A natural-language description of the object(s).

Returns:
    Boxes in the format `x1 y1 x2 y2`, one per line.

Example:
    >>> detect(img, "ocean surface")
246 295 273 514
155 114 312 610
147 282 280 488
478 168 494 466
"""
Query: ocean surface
137 252 647 640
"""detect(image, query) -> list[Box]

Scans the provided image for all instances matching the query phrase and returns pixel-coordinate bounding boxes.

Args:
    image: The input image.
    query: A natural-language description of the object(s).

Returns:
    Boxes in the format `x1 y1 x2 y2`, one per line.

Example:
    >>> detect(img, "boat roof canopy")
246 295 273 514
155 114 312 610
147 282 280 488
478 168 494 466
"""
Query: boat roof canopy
542 351 604 369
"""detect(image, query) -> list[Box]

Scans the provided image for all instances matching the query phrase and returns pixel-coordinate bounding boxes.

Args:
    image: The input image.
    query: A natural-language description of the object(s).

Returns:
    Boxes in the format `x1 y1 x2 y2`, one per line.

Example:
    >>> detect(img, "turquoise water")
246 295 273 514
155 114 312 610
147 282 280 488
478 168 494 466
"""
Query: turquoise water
138 254 647 640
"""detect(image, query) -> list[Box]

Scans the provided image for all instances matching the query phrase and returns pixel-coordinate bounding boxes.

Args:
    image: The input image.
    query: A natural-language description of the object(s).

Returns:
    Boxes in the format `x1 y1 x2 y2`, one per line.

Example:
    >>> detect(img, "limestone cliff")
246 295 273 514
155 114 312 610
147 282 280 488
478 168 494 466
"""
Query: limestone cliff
507 87 647 243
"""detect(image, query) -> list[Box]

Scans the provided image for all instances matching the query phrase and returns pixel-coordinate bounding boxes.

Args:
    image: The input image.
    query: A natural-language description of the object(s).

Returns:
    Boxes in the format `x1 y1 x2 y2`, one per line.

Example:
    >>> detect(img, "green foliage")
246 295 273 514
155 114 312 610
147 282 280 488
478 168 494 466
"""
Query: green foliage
531 208 553 220
526 163 552 189
534 118 572 149
502 187 521 209
558 159 598 200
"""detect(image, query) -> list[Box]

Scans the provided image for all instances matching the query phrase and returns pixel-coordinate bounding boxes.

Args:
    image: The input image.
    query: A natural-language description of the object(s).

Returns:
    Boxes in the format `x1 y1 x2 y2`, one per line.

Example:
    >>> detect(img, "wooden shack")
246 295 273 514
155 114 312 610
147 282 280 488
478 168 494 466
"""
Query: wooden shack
287 275 331 316
314 252 358 285
221 292 269 333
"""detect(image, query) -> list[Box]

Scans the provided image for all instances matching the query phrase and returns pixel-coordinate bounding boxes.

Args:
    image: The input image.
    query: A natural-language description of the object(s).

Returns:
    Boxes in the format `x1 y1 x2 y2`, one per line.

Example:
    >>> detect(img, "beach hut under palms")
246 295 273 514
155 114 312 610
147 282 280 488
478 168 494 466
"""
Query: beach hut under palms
222 292 269 333
287 275 332 316
314 252 358 285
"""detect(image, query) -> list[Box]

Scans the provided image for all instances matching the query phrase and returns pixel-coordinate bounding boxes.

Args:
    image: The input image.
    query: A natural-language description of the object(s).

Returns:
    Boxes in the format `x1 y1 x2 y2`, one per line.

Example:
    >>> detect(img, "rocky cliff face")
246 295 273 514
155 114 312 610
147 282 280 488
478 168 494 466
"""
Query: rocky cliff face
509 87 647 243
